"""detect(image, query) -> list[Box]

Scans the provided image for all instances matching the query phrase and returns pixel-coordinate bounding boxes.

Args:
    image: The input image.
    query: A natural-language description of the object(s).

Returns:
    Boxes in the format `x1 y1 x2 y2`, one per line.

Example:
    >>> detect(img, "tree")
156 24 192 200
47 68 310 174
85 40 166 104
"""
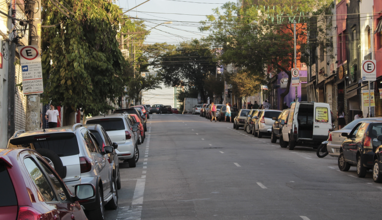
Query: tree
41 0 141 120
204 74 224 103
201 0 332 108
226 70 262 99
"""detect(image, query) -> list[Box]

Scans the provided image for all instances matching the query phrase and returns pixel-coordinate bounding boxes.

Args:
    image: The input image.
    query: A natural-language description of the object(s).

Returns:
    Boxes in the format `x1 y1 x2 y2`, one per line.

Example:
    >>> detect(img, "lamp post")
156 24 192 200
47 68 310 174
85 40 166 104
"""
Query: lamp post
148 21 172 32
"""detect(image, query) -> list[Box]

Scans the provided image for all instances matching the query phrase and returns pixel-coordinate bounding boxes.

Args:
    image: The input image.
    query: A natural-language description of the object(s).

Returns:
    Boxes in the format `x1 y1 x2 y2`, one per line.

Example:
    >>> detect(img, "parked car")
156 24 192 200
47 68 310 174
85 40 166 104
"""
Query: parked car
244 109 258 133
129 114 145 144
192 104 204 114
86 114 140 167
327 118 382 157
7 125 118 220
85 124 121 189
172 108 179 114
114 107 147 131
248 110 263 134
253 110 282 138
159 105 172 114
233 109 250 129
134 105 149 120
150 104 163 114
215 104 224 116
270 109 290 143
281 101 332 150
338 121 382 179
0 148 95 220
144 104 151 113
200 103 208 117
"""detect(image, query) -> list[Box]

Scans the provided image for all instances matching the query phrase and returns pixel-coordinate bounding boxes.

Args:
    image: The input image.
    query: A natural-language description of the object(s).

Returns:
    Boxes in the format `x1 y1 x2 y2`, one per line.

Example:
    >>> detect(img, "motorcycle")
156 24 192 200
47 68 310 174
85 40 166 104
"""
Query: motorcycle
316 140 328 158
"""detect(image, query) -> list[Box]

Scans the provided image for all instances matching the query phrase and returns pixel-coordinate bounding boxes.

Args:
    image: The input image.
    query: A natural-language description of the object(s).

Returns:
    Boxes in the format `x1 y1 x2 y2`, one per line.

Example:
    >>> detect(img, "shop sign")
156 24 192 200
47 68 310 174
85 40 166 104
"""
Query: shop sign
362 90 375 107
315 107 329 123
338 65 344 80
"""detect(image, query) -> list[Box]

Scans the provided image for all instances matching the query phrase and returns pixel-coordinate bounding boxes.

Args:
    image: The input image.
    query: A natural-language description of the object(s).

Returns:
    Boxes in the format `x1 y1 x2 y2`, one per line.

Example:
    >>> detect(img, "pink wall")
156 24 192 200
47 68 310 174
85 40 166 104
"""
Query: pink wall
375 0 382 77
337 0 347 65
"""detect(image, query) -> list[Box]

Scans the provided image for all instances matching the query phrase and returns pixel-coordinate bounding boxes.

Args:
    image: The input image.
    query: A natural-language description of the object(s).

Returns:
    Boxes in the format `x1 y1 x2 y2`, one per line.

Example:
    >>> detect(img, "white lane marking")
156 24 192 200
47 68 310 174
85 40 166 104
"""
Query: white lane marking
209 144 212 146
256 182 267 189
328 166 336 169
300 216 310 220
117 126 151 220
234 163 241 167
196 133 199 135
219 151 224 154
144 158 148 161
201 138 205 140
144 155 148 158
185 124 187 125
143 162 147 165
290 181 295 183
292 152 312 160
192 129 194 131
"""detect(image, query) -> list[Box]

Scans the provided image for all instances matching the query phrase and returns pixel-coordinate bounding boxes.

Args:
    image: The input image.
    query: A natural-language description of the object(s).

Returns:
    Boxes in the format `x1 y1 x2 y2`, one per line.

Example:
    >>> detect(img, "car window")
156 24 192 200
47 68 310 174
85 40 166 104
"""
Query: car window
9 133 79 157
240 110 250 116
83 131 98 153
264 111 281 119
350 123 362 138
101 127 112 146
222 106 226 111
86 118 125 131
37 159 68 201
90 130 104 150
217 105 223 109
356 123 368 139
24 157 57 202
369 123 382 139
0 163 17 207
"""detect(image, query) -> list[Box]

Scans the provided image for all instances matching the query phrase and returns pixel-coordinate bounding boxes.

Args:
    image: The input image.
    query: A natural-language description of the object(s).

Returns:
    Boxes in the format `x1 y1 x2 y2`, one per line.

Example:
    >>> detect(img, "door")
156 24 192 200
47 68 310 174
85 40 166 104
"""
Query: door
342 123 362 162
313 103 332 138
351 123 368 163
286 103 298 141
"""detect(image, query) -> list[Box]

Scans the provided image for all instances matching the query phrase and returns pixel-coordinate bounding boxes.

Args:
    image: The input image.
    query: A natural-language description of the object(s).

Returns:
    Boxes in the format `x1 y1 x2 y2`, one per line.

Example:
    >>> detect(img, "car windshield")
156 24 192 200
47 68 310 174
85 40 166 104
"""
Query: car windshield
343 118 381 130
9 133 80 157
264 111 281 118
240 110 250 116
87 118 125 131
0 163 17 207
217 105 223 109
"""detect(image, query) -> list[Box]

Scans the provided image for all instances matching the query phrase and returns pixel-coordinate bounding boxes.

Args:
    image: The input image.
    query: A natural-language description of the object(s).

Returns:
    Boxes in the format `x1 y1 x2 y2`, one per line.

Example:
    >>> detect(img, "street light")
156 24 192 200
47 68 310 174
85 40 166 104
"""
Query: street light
148 21 172 32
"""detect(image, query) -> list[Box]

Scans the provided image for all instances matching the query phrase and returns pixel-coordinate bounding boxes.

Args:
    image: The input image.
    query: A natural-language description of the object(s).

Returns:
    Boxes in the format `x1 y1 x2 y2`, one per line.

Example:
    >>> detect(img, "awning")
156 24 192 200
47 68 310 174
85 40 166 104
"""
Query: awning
375 19 382 34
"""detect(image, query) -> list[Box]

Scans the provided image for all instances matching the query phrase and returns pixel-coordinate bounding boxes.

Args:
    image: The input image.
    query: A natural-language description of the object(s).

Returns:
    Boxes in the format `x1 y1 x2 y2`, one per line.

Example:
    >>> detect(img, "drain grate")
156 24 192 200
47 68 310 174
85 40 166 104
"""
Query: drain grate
203 147 223 149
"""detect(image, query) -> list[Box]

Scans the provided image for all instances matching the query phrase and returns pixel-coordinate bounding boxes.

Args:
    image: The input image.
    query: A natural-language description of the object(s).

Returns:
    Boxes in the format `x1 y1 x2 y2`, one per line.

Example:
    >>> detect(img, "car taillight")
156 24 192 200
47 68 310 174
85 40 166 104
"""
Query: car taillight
102 142 105 151
125 131 131 139
17 207 42 220
294 126 298 134
80 157 92 173
328 133 332 141
157 108 159 110
260 116 265 123
142 109 146 113
364 136 371 148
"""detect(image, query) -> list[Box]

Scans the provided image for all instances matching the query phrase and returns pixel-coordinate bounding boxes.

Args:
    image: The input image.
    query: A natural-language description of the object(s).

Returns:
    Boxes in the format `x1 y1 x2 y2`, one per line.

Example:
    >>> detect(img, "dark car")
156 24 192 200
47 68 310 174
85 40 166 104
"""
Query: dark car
0 148 94 220
85 124 121 189
338 121 382 179
270 109 290 143
161 105 172 114
150 104 163 114
114 107 147 131
172 108 179 114
244 109 258 133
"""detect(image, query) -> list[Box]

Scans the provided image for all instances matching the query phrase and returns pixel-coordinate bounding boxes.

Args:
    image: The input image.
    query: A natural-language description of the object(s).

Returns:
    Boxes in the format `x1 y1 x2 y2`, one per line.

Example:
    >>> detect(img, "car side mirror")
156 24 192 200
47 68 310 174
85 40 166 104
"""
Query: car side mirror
112 142 118 149
75 184 95 200
341 133 349 138
103 146 113 154
272 117 277 120
132 126 138 132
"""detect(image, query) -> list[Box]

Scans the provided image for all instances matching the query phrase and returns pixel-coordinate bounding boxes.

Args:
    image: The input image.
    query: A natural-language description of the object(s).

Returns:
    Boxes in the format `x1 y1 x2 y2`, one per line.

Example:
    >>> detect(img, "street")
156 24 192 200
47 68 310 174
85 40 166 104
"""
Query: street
105 114 382 220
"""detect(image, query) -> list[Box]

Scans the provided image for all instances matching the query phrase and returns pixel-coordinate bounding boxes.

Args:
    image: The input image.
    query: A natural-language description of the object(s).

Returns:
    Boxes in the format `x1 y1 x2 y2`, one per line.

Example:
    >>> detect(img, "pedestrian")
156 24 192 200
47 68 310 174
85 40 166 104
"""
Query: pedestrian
354 111 363 120
45 104 61 128
248 101 252 109
253 101 259 109
337 109 345 129
225 102 232 122
263 100 269 109
210 102 217 122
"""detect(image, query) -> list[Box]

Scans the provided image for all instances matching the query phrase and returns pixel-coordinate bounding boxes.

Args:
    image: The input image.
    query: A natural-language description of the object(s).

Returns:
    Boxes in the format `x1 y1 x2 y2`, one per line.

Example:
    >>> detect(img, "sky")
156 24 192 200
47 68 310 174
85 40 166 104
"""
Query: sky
115 0 231 45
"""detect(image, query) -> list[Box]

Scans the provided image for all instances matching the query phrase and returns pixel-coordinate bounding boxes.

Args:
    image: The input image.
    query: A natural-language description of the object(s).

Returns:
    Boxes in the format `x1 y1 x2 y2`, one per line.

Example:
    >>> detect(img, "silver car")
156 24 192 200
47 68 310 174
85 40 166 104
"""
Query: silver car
192 104 204 114
328 118 382 157
254 110 282 138
86 114 140 167
8 124 118 220
233 109 250 129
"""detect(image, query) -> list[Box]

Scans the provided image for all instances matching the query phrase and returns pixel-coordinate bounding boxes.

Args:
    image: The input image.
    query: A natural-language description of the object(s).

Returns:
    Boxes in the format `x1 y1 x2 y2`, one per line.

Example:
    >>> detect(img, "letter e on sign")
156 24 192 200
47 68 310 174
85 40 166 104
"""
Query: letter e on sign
20 46 39 60
362 60 376 82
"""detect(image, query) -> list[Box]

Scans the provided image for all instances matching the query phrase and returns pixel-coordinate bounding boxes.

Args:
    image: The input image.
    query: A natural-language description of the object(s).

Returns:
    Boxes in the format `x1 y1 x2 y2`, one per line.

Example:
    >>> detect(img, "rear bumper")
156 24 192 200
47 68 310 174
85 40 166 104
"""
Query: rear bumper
259 124 272 133
115 140 135 160
327 142 341 157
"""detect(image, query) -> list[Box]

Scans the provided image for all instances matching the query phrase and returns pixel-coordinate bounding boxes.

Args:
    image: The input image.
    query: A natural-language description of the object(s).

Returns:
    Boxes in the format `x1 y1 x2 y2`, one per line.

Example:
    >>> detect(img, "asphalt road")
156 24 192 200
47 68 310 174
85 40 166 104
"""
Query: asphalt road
105 114 382 220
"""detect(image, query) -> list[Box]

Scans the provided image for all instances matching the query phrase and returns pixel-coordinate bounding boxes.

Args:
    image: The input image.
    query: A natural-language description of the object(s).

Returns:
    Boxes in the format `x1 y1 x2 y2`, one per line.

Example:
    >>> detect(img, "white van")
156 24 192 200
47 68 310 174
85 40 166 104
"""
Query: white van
280 101 332 150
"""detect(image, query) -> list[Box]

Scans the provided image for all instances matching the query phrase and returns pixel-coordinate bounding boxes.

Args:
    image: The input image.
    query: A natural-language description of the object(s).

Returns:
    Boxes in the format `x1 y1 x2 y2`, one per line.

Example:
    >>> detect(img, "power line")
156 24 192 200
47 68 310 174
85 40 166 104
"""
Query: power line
163 0 224 4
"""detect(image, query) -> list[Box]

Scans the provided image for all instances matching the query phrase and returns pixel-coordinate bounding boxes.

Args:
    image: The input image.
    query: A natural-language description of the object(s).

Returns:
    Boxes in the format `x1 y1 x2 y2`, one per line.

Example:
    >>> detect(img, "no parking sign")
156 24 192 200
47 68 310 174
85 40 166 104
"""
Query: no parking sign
18 45 43 95
362 60 376 82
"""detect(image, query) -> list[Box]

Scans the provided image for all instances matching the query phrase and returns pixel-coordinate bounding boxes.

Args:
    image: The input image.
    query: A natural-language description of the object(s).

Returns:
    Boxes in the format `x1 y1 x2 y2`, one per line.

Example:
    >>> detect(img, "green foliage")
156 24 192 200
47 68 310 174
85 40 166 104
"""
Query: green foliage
204 74 224 100
226 70 262 98
41 0 134 115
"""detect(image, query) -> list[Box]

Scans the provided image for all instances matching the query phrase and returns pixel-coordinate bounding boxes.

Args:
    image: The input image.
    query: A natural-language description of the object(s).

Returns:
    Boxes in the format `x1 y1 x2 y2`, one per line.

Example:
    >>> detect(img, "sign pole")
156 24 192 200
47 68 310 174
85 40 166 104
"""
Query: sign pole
294 20 297 102
369 81 371 118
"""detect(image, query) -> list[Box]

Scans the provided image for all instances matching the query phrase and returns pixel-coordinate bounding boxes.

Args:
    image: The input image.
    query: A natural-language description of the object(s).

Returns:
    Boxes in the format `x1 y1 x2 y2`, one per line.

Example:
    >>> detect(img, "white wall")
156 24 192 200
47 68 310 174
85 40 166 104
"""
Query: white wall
142 82 175 106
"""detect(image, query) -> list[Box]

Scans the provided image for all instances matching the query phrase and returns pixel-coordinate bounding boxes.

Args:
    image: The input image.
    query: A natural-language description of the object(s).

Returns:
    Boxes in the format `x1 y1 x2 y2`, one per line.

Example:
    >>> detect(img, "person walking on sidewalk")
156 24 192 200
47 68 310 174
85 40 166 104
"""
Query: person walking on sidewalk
225 102 231 122
210 102 217 122
45 104 61 128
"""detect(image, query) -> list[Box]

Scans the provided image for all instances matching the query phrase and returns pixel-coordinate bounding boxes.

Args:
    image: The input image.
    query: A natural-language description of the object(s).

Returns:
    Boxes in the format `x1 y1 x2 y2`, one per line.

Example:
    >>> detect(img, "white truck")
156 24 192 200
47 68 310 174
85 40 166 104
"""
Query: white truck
183 98 198 114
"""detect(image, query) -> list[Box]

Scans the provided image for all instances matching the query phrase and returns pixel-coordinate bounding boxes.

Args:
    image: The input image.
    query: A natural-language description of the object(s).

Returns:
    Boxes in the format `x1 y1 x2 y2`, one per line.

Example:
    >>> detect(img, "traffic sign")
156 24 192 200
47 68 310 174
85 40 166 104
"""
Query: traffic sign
291 68 299 87
18 45 43 95
362 60 376 82
291 68 299 77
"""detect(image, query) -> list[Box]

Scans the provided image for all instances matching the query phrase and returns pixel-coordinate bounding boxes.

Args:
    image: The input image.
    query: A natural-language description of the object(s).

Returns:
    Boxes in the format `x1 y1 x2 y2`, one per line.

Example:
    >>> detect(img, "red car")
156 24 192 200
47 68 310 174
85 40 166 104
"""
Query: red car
171 108 179 114
0 148 94 220
133 105 149 119
131 113 145 144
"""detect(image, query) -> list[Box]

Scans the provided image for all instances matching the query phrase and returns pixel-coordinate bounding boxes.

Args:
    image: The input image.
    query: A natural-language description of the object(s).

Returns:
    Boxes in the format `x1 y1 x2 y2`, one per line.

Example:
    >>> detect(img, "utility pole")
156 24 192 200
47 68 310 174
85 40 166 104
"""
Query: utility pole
293 20 297 102
25 0 42 131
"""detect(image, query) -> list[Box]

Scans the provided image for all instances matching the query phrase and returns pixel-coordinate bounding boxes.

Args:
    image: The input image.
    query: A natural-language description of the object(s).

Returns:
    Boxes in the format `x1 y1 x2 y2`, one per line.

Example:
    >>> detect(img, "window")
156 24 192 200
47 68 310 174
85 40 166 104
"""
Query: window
24 158 57 202
367 26 371 49
83 131 98 153
86 118 125 131
37 159 68 201
90 130 104 151
0 163 17 207
356 123 367 139
353 29 357 60
338 34 342 63
240 110 250 116
351 123 362 137
264 111 281 119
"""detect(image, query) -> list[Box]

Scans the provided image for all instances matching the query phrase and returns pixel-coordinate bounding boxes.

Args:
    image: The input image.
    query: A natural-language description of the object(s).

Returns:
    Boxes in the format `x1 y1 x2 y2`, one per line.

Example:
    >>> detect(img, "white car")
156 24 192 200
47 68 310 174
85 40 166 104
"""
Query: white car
253 110 282 138
86 114 140 167
192 104 204 114
327 118 382 157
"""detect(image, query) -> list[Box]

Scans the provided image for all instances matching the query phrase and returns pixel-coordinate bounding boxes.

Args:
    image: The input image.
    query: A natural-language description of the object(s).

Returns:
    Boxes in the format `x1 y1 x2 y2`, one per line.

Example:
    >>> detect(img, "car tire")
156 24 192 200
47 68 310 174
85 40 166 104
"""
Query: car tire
271 131 277 143
288 135 295 150
88 186 105 220
373 159 382 183
257 130 262 138
235 123 239 130
116 168 121 190
357 155 367 178
280 135 288 148
144 124 147 132
36 148 66 179
338 153 350 171
105 178 118 210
